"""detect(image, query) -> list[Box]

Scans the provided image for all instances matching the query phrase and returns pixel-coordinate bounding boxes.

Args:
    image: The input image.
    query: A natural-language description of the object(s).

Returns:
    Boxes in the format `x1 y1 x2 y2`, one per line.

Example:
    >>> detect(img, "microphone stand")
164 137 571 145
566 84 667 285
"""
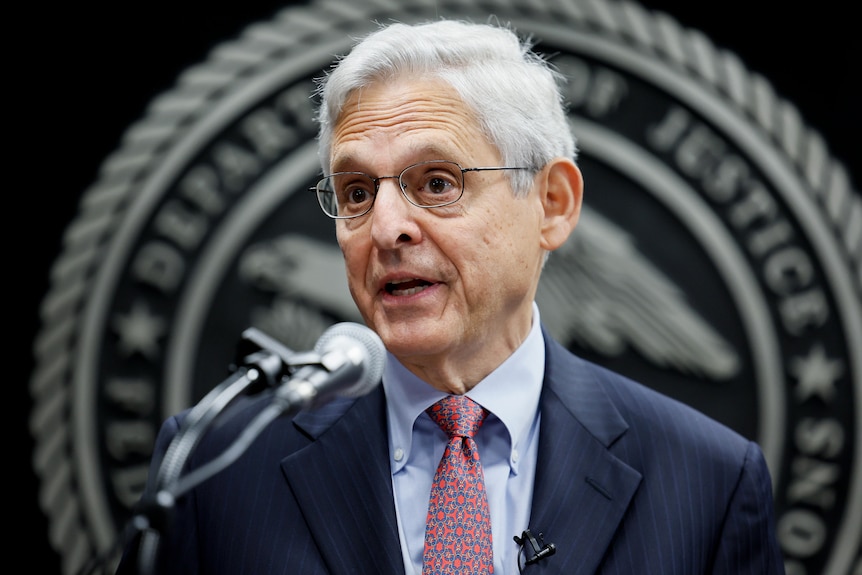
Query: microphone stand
134 357 277 574
134 342 331 575
154 346 289 498
74 357 279 575
80 324 379 575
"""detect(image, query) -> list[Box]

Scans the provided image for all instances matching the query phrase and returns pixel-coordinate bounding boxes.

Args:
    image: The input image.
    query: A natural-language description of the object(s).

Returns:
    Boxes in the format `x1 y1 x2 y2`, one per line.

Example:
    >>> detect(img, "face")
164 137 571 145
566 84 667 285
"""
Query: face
330 78 550 388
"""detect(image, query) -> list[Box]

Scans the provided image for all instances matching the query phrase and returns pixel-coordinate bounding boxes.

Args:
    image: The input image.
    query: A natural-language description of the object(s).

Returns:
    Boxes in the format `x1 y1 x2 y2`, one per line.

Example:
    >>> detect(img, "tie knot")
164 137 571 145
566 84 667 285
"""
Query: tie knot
426 395 487 439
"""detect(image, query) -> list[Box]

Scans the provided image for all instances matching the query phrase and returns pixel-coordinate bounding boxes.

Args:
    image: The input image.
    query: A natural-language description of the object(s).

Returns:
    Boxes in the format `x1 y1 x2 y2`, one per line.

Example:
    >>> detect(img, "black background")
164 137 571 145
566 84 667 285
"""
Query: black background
19 1 858 572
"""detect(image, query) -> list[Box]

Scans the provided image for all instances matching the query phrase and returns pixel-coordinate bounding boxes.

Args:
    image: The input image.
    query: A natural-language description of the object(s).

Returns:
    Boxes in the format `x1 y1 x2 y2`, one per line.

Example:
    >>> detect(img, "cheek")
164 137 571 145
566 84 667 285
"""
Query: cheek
337 229 366 277
464 220 523 283
485 214 522 253
487 208 540 270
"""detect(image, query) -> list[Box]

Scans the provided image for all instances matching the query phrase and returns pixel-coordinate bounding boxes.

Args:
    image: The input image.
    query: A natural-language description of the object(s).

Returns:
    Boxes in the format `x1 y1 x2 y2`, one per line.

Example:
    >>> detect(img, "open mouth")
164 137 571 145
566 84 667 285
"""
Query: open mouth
386 278 433 296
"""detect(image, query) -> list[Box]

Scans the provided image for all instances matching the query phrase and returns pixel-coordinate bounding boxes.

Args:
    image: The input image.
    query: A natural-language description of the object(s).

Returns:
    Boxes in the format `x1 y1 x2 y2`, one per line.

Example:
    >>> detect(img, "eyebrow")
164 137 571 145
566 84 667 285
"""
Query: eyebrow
330 145 462 174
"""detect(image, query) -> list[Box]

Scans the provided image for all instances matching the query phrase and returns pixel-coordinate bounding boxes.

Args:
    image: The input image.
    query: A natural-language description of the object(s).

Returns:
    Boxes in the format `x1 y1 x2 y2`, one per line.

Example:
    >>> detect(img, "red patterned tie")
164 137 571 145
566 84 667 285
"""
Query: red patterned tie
423 395 494 574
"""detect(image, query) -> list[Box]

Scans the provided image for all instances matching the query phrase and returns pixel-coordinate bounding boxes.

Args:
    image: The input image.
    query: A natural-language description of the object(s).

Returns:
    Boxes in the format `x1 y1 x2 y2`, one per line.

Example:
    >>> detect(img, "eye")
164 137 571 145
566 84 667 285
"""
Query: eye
346 185 371 205
405 162 463 206
425 174 455 195
334 174 375 205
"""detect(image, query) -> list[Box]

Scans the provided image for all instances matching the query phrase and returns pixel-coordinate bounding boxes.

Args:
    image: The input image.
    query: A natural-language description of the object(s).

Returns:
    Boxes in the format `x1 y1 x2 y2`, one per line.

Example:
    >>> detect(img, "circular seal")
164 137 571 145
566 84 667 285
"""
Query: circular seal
29 0 861 573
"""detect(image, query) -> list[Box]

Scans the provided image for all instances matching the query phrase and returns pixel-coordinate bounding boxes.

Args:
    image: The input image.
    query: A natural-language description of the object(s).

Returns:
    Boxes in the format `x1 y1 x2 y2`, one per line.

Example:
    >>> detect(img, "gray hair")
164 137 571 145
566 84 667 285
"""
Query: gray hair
313 19 578 197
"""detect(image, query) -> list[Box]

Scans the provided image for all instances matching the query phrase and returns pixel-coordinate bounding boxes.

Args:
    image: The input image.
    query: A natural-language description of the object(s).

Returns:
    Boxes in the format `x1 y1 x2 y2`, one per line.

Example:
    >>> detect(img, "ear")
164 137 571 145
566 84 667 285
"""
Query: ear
538 157 583 251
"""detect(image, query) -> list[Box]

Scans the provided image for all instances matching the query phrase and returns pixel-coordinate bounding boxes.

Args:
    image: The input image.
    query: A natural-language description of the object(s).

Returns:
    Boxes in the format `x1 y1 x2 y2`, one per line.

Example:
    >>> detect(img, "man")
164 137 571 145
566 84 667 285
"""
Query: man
117 18 785 574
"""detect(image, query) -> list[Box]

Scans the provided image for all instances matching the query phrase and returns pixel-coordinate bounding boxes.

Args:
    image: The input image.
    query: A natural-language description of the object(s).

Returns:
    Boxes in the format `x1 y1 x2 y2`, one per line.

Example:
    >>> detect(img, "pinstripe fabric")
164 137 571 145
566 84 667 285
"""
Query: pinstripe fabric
116 327 784 574
528 335 784 574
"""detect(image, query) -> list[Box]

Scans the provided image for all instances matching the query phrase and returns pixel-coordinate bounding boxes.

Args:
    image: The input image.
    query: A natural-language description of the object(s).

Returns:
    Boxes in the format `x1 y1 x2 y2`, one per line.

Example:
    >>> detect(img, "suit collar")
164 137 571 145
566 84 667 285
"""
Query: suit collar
539 329 630 448
281 329 642 575
525 331 642 574
283 387 405 575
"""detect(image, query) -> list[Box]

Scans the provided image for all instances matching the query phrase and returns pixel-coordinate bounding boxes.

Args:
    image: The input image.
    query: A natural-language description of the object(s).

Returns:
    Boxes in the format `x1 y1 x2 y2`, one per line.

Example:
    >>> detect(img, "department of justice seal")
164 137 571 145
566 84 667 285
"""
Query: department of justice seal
29 0 861 573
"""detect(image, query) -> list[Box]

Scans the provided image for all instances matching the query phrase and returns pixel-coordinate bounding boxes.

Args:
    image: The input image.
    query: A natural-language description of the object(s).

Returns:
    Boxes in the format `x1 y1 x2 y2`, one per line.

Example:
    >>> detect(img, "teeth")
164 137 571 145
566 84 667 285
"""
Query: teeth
391 285 426 296
386 278 429 296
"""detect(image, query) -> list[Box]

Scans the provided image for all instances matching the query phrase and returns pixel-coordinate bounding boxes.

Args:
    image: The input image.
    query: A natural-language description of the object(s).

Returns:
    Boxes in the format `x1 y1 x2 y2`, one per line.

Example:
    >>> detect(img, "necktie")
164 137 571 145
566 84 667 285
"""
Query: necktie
423 395 494 574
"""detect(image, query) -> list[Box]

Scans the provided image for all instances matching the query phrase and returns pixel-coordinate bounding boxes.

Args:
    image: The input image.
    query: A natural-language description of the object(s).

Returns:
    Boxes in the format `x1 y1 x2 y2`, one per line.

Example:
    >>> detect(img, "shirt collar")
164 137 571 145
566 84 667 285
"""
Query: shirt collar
384 303 545 472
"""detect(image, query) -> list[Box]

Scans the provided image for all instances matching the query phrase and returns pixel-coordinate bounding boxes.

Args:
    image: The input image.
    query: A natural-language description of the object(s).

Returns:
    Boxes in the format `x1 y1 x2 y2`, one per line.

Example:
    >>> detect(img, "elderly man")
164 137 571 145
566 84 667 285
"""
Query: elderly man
117 18 785 575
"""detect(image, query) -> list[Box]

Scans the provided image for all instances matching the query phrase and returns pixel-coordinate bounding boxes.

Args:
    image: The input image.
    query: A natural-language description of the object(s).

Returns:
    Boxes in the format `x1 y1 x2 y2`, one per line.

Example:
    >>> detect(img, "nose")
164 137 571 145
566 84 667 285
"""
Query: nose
369 177 421 248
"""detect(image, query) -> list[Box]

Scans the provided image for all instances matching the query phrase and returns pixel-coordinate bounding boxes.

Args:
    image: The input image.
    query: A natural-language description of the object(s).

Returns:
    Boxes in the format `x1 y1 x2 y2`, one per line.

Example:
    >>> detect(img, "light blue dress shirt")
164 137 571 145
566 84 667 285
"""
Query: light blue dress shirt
384 303 545 575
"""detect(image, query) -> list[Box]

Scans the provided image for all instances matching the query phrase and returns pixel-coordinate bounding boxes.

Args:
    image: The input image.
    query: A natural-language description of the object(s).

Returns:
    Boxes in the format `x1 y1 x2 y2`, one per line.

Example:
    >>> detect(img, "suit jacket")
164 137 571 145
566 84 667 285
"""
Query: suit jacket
116 328 785 574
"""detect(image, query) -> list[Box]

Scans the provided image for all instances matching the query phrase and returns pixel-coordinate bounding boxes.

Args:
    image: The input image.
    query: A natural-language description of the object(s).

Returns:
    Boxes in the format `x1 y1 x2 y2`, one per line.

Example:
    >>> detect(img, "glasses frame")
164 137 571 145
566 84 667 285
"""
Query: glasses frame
309 160 533 219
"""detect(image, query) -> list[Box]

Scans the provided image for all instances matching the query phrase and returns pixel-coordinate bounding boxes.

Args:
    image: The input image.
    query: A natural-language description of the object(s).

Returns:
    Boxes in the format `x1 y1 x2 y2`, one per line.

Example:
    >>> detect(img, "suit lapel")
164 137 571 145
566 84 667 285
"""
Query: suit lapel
281 387 405 575
276 331 641 575
527 333 643 574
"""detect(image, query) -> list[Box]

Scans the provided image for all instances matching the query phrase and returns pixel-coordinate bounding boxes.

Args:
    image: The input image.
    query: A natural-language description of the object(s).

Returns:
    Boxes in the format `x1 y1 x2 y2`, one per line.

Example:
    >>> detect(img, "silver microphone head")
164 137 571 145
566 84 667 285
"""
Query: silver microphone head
314 322 385 398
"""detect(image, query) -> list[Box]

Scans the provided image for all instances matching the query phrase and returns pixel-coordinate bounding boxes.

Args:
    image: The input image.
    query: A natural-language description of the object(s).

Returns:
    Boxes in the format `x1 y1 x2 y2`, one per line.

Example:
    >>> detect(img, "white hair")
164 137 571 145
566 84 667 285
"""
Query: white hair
313 19 578 197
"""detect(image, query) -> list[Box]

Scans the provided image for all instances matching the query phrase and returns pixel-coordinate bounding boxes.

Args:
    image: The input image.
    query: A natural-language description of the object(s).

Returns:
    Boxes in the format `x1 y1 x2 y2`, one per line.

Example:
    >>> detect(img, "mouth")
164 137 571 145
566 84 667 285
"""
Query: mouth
385 278 433 296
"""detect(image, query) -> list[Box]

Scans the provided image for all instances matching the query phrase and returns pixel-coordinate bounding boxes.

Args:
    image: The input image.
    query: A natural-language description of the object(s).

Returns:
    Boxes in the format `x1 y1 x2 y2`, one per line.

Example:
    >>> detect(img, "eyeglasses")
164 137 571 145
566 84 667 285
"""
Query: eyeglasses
310 160 532 219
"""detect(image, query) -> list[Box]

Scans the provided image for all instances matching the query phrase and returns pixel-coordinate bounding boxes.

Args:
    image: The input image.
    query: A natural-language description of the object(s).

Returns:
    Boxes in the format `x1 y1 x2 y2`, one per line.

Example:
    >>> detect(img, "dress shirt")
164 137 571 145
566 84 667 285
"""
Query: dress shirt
384 302 545 575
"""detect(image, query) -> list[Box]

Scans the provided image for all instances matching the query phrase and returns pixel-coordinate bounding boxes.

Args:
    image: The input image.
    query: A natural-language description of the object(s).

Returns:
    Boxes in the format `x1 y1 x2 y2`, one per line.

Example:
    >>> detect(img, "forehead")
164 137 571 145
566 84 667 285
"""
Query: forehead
330 78 498 169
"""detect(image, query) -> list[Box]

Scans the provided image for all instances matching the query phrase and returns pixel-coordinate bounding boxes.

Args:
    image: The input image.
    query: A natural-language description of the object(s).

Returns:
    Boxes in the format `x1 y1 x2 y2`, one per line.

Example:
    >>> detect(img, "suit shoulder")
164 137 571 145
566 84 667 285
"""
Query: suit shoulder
545 335 755 463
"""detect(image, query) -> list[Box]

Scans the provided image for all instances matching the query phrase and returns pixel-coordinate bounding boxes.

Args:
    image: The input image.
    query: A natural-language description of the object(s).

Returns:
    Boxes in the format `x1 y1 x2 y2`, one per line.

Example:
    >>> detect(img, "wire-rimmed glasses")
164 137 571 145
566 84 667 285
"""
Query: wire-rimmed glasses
310 160 532 219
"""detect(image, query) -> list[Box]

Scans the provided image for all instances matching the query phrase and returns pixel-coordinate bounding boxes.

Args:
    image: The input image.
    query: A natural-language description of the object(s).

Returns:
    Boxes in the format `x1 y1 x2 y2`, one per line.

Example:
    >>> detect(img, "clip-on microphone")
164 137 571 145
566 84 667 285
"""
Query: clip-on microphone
513 528 556 569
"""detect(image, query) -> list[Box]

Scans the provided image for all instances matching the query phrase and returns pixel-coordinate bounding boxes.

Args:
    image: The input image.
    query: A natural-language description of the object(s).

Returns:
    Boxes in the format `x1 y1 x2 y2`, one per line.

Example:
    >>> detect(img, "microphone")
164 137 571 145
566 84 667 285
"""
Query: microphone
152 323 382 490
513 529 556 569
156 322 384 498
132 323 386 575
161 322 385 498
271 321 386 411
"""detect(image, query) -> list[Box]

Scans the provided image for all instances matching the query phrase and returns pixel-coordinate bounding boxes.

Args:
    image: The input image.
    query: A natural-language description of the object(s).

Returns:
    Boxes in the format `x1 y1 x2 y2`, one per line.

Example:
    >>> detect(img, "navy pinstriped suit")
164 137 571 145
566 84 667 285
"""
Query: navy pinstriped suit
116 328 785 574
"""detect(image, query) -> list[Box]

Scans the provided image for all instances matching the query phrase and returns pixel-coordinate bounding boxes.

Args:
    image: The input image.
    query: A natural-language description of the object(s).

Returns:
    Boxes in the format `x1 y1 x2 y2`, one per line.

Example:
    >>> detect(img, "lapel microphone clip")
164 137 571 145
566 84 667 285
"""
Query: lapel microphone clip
514 528 556 568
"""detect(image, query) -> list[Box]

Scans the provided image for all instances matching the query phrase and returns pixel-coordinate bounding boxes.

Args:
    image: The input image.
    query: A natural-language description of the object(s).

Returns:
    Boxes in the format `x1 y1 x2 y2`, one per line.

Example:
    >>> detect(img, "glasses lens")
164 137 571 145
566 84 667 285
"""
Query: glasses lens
318 172 375 218
400 161 464 207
